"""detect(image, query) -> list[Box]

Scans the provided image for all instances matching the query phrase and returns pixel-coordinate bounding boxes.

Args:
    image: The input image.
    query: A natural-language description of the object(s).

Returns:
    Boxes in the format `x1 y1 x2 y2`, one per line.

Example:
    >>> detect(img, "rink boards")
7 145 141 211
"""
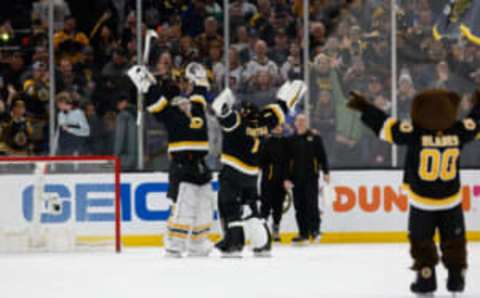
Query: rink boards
0 170 479 246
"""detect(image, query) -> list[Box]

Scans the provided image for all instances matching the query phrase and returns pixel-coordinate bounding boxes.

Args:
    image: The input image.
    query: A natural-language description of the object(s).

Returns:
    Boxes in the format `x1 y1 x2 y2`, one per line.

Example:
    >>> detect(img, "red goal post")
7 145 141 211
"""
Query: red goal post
0 155 122 253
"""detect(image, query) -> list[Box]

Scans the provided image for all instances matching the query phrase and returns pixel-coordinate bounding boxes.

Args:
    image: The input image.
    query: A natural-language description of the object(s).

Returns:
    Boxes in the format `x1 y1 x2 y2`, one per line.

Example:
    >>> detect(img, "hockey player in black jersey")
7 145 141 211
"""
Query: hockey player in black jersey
347 89 480 296
145 63 214 257
211 81 307 257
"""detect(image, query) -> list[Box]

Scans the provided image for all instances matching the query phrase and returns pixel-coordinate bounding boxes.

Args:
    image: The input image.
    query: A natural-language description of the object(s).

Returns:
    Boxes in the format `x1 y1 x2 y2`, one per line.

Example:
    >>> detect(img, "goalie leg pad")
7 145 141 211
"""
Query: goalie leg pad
165 182 197 253
188 184 215 256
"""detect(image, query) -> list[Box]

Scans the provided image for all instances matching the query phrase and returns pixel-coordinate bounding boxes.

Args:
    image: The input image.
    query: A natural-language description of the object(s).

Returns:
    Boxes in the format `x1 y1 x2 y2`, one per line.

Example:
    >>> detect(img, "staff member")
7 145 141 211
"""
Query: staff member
259 124 288 242
284 113 330 243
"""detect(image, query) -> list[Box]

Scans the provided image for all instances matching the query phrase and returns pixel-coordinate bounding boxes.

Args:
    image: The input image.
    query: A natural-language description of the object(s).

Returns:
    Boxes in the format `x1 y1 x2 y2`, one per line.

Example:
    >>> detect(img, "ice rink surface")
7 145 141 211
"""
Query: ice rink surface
0 243 479 298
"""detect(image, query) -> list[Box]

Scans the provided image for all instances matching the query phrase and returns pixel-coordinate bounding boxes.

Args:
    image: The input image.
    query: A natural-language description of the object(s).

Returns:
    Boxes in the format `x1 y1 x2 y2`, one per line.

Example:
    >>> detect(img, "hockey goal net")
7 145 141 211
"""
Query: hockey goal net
0 156 121 253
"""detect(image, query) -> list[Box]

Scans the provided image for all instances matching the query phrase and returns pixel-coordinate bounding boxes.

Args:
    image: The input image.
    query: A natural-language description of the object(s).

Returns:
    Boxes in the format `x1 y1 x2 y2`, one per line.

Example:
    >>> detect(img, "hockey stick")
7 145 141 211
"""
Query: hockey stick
143 29 158 65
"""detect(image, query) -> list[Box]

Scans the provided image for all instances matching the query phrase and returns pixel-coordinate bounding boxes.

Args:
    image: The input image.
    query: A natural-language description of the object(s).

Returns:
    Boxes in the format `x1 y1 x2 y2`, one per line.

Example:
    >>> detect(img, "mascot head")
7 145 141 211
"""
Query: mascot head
410 89 461 131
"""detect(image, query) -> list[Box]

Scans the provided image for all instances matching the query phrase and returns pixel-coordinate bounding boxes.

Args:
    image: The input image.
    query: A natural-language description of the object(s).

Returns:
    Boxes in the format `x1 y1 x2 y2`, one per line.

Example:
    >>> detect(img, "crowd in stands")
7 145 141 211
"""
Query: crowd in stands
0 0 478 170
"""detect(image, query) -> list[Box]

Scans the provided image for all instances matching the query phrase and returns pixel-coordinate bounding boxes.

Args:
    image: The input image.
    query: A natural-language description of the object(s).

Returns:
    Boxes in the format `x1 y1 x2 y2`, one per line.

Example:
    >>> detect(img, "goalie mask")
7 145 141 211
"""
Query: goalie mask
185 62 210 90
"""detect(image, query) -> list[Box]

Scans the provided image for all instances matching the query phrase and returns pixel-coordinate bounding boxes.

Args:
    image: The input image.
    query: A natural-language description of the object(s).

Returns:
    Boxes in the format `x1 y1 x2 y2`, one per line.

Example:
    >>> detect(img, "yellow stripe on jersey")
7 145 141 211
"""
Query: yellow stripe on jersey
190 95 207 108
266 104 286 125
402 184 462 209
221 154 259 175
476 132 480 140
147 96 168 113
167 141 209 152
380 118 397 144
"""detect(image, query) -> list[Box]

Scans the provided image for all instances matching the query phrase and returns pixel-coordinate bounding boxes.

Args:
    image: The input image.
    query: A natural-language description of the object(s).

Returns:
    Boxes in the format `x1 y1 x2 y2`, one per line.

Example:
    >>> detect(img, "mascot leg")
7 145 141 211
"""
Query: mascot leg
438 205 467 294
188 183 215 257
165 182 196 257
408 206 439 295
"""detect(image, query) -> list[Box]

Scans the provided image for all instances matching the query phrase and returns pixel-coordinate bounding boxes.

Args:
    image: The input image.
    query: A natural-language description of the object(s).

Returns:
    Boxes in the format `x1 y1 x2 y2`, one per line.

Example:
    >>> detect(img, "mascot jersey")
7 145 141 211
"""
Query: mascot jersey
359 104 480 211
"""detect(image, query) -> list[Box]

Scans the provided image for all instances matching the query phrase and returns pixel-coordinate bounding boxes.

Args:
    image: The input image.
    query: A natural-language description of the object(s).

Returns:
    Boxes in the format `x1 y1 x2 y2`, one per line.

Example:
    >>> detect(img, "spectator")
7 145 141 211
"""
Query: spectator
55 92 90 155
311 90 335 152
269 29 290 66
2 100 32 155
230 0 258 20
280 43 303 81
22 61 49 119
53 16 89 64
245 70 276 106
1 52 26 90
397 69 416 119
195 17 224 59
114 94 137 171
101 48 129 84
182 0 207 38
243 39 279 87
56 58 86 95
84 102 104 155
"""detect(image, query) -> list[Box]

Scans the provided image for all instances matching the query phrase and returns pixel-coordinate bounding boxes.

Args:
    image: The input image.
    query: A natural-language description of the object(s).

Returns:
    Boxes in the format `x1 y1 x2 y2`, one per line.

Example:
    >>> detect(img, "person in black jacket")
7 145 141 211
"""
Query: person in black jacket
259 124 288 241
284 113 330 244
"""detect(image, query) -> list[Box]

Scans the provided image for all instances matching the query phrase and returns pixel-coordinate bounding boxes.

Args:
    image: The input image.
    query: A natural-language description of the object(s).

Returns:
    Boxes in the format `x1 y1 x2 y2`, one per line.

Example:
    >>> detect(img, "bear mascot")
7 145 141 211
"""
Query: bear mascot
347 89 480 295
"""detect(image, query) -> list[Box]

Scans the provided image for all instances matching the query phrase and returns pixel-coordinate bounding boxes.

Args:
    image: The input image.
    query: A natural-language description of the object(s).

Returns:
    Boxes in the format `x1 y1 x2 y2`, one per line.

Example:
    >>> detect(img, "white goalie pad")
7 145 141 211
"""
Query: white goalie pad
276 80 308 110
242 217 269 249
212 88 236 117
166 182 215 255
127 65 157 93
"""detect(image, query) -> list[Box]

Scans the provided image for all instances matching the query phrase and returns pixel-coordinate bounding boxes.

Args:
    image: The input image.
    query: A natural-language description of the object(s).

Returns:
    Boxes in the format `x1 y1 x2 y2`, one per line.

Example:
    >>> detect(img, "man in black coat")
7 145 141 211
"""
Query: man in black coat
284 113 330 243
259 124 288 241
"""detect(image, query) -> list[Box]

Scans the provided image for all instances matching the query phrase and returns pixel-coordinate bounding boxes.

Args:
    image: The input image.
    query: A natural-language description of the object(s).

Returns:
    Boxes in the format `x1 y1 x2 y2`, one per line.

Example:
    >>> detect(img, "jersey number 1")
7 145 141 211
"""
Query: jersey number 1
419 148 460 182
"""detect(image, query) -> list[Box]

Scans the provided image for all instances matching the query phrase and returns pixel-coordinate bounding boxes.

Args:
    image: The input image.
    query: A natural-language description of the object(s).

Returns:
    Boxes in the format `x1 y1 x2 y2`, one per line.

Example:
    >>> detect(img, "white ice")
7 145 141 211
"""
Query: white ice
0 243 479 298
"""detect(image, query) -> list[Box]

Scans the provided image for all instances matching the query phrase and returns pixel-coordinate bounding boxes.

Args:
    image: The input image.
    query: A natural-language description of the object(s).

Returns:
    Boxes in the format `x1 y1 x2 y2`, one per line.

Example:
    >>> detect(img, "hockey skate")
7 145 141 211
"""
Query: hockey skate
410 267 437 296
215 240 243 258
447 268 465 295
291 235 308 246
215 236 243 258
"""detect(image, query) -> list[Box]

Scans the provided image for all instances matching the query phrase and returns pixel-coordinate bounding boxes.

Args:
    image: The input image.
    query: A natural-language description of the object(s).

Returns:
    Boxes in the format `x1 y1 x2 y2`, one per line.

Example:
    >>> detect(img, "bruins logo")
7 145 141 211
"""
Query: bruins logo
420 267 432 279
14 132 28 147
399 121 414 133
463 118 476 131
189 117 204 129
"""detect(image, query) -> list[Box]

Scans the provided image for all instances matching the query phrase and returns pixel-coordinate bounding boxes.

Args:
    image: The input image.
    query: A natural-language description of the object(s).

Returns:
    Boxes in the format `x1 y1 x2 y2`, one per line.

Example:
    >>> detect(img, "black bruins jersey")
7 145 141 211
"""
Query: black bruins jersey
147 94 209 160
361 105 480 211
218 102 287 176
3 117 32 153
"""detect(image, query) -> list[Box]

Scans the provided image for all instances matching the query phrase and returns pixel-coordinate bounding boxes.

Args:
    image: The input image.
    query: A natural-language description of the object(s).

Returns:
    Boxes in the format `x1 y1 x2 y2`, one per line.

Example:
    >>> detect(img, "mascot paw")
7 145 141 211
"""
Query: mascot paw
347 91 371 112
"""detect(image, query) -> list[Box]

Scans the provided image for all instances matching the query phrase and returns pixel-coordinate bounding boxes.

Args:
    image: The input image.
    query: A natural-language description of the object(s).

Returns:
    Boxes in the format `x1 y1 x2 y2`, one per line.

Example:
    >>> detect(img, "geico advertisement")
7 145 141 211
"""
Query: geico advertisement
0 171 478 234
